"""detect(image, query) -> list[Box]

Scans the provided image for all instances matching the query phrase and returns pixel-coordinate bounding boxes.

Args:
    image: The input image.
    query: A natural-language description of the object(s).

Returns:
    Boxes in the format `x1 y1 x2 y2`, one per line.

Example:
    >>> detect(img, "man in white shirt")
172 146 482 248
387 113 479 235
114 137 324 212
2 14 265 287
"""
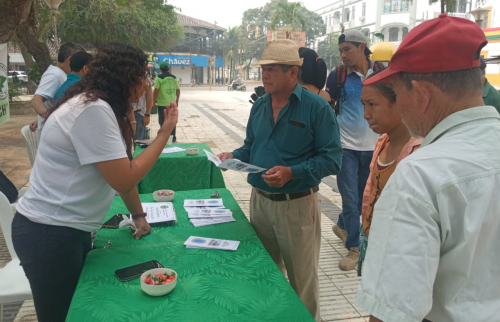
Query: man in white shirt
31 42 85 136
356 14 500 322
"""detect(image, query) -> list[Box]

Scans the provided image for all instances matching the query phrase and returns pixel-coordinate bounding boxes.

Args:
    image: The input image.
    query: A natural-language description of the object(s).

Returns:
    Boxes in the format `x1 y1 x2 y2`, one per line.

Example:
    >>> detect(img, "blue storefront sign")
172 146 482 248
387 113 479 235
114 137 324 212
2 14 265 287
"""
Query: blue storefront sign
152 54 223 68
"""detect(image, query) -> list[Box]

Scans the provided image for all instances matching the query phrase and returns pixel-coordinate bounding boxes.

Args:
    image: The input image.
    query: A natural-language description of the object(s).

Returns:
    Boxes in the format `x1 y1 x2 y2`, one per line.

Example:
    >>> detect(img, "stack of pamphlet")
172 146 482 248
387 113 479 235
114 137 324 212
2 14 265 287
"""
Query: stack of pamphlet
184 199 235 227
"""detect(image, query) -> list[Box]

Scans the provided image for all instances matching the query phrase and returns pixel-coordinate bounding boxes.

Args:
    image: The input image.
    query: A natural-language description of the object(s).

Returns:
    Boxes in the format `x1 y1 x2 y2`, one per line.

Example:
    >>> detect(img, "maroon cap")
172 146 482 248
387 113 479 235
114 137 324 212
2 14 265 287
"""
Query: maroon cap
364 13 487 85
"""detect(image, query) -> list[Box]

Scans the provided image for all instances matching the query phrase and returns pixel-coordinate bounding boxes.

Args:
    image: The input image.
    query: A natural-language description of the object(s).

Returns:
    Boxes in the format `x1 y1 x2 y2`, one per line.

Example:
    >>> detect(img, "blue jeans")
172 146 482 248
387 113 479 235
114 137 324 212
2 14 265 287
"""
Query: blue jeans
12 213 91 322
336 149 373 249
134 112 147 141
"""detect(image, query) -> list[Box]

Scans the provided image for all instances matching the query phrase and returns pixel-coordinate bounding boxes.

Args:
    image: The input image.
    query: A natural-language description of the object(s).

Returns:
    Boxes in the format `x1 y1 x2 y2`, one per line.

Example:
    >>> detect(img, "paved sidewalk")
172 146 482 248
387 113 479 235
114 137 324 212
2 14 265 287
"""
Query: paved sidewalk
0 87 368 322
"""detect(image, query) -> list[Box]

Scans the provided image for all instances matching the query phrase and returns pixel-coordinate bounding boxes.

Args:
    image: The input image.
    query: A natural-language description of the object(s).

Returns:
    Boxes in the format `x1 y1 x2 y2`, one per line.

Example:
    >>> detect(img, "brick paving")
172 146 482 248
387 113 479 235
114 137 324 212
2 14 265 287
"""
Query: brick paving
0 87 368 321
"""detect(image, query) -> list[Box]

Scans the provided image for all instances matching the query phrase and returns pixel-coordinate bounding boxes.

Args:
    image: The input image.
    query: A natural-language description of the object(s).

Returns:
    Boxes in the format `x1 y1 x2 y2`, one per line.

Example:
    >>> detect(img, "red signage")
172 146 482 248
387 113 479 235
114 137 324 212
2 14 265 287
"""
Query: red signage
267 29 306 47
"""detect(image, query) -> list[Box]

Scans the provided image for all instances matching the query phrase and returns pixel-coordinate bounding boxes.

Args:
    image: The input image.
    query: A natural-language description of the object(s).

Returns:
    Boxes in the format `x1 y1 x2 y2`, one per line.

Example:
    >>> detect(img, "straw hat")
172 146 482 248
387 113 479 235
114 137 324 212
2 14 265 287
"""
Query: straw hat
254 40 303 66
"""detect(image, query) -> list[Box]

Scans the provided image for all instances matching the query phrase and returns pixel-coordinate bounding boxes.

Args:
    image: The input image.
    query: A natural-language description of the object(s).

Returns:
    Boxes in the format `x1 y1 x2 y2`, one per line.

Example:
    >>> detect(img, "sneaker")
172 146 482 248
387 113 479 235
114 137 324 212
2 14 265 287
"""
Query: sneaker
339 247 360 271
332 224 348 245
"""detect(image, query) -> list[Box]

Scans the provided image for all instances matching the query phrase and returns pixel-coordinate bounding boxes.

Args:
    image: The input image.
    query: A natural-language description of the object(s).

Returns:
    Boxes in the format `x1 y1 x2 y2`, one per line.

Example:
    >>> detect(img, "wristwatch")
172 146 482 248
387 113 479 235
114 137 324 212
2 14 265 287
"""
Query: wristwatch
131 213 147 219
145 114 150 117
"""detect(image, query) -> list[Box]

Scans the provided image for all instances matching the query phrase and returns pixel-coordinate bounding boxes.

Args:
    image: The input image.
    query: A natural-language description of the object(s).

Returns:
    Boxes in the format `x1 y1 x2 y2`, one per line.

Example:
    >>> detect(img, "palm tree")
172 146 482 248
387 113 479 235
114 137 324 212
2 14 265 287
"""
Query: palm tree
223 26 242 82
270 0 306 39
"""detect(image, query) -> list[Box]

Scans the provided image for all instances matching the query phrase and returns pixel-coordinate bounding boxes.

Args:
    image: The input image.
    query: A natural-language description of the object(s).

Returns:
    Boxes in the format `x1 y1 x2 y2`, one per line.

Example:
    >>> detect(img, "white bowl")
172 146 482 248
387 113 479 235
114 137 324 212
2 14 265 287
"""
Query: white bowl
153 190 175 202
186 148 199 156
140 268 177 296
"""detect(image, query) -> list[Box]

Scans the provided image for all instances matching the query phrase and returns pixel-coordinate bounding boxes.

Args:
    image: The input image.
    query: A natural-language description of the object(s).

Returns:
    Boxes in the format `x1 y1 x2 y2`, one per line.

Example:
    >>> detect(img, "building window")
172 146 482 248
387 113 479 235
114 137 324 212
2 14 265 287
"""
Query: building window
333 11 340 25
346 8 350 22
352 6 355 22
389 27 399 41
383 0 409 13
362 3 366 17
458 0 467 13
402 27 408 39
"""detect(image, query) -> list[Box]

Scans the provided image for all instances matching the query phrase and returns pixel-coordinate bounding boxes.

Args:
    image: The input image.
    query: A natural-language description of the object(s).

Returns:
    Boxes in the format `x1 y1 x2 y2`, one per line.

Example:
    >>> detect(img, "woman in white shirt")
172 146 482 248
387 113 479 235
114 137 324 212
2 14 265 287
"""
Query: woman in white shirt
12 43 178 322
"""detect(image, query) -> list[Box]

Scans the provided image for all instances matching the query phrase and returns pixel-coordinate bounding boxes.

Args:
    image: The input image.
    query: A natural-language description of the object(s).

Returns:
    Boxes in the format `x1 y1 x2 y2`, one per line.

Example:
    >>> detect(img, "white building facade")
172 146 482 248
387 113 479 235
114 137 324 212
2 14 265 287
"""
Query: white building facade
312 0 498 49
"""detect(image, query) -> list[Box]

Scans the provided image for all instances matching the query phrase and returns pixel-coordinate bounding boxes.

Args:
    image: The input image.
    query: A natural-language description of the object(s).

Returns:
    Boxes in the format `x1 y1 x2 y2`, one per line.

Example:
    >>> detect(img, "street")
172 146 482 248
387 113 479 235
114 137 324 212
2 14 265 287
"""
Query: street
1 85 368 322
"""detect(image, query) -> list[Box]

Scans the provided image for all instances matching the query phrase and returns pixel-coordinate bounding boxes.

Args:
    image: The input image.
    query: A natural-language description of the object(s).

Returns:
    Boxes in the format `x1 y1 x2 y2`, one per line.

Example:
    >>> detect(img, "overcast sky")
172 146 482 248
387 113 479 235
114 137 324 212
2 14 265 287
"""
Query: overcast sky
170 0 334 30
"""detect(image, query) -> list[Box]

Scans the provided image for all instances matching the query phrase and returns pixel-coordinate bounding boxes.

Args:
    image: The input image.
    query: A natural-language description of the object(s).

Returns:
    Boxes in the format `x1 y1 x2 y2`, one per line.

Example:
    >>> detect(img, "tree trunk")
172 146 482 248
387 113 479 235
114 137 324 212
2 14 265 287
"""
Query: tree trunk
246 58 252 80
15 1 53 74
19 41 37 93
0 0 34 43
441 0 445 14
230 57 233 82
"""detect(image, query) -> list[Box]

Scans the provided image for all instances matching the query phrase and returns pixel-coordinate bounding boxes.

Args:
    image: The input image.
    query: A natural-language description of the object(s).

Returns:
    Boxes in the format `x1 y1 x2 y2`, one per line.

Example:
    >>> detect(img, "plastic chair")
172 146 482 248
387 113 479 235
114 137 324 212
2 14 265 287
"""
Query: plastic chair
0 192 32 322
21 125 38 167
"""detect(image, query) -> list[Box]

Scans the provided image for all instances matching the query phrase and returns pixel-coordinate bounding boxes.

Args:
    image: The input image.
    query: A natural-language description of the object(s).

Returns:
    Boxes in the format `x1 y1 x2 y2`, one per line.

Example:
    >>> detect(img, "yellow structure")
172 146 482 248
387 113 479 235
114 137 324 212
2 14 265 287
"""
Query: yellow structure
369 42 398 66
481 27 500 89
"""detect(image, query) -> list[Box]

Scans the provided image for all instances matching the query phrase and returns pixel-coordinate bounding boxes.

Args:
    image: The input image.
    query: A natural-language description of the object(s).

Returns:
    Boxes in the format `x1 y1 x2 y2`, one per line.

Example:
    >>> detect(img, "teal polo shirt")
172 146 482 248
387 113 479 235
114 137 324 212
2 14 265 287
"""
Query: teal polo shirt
55 73 81 101
232 83 342 193
483 79 500 114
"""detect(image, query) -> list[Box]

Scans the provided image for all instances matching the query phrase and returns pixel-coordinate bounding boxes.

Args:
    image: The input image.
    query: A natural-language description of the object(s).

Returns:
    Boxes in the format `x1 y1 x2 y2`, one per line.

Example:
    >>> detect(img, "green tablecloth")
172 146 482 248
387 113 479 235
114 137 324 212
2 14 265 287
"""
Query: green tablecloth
66 189 314 322
134 143 226 193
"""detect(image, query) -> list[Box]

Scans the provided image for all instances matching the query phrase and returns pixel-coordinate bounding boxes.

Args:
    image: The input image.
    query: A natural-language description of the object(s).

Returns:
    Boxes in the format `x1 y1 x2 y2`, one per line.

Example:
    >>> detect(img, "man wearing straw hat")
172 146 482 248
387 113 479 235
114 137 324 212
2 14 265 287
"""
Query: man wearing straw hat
357 14 500 322
218 40 342 320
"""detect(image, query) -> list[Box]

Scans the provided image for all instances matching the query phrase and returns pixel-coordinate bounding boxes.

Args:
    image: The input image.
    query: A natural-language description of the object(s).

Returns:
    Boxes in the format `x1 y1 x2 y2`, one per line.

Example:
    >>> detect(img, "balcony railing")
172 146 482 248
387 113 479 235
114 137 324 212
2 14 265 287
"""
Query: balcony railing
447 12 467 19
169 45 223 57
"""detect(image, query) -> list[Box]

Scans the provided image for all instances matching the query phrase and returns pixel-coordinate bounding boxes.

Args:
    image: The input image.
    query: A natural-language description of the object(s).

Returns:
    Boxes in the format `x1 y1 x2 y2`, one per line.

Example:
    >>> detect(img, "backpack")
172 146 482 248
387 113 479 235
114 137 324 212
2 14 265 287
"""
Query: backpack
333 61 385 116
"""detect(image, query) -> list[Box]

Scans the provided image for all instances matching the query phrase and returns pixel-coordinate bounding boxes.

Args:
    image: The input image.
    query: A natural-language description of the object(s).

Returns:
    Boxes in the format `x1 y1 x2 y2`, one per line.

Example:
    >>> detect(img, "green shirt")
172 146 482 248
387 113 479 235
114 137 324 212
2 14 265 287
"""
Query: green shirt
483 79 500 114
154 75 179 106
232 83 342 193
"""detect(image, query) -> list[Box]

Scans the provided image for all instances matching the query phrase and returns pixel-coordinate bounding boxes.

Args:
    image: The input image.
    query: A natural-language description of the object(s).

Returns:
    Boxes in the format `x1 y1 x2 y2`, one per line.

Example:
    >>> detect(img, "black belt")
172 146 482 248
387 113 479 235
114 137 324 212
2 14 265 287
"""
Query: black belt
256 186 319 202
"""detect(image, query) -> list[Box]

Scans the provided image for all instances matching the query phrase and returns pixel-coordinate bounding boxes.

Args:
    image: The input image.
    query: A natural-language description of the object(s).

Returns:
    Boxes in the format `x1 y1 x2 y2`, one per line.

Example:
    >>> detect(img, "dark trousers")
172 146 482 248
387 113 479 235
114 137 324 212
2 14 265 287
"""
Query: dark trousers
158 105 176 139
11 213 92 322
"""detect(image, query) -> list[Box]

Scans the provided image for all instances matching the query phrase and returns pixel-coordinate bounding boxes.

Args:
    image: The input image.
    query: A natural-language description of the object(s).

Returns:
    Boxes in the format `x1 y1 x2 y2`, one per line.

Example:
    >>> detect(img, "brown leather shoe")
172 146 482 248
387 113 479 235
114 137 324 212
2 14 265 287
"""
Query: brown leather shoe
332 224 348 245
339 247 360 271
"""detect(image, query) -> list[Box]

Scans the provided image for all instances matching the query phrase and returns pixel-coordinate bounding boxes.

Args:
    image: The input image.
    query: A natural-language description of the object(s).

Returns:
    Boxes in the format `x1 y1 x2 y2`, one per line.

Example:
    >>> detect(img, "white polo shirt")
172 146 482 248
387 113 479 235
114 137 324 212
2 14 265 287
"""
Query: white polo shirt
357 106 500 322
35 65 67 134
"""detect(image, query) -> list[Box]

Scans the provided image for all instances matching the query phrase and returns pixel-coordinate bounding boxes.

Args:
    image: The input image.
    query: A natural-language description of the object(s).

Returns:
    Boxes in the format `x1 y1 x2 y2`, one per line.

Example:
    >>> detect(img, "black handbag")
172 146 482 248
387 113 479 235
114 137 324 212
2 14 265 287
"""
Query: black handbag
0 170 18 203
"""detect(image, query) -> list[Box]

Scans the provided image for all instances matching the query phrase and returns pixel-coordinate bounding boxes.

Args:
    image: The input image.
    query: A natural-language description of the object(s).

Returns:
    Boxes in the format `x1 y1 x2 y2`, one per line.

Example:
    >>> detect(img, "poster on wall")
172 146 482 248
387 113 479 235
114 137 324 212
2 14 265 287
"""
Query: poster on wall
383 0 391 13
0 44 10 126
383 0 409 13
402 0 409 11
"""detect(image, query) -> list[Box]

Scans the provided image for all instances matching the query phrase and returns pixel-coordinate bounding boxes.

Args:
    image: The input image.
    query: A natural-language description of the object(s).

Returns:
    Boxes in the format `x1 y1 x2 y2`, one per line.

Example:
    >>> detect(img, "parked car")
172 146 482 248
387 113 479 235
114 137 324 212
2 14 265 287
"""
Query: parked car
8 71 28 83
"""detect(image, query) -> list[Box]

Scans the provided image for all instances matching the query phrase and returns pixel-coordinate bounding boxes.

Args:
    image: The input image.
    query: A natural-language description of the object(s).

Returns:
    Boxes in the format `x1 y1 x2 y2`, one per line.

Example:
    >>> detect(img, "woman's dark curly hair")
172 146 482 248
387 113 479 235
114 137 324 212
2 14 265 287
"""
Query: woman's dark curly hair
50 43 148 155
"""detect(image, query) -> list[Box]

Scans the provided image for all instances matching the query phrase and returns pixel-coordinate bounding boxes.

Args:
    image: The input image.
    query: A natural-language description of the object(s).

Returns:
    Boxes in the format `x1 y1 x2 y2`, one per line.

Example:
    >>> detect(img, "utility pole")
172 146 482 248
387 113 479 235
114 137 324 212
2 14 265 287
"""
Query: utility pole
208 57 215 91
340 0 346 31
209 57 212 91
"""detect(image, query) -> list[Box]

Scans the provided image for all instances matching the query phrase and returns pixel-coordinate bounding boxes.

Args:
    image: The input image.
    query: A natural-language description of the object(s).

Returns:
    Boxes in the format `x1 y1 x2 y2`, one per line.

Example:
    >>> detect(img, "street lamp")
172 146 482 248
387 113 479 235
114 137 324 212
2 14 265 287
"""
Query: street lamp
468 7 491 28
43 0 65 48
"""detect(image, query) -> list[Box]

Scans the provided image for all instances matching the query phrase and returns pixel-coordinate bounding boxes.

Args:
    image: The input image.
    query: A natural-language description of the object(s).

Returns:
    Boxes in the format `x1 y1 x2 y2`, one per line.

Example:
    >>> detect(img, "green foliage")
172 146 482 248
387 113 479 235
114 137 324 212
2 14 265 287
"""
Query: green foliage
27 63 42 84
270 0 306 39
240 1 326 61
317 33 341 71
223 26 242 80
57 0 184 51
8 83 22 101
302 10 326 47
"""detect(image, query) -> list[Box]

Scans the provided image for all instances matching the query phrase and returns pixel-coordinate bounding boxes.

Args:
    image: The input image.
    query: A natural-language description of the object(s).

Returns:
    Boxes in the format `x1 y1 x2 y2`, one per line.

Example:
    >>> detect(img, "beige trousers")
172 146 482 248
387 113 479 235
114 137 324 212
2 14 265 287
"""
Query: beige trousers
250 187 321 321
